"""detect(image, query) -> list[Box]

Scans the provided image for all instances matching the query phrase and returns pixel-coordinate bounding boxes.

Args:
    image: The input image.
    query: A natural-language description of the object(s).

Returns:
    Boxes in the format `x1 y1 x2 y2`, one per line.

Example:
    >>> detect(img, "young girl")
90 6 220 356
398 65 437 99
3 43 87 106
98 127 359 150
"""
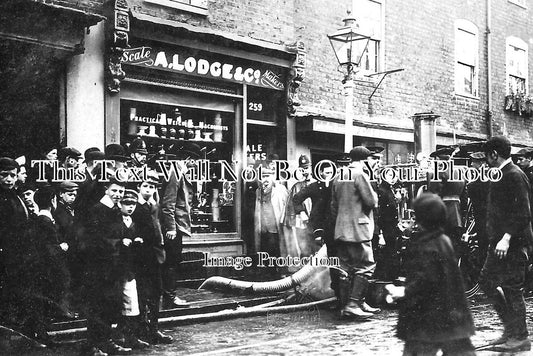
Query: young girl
386 193 475 356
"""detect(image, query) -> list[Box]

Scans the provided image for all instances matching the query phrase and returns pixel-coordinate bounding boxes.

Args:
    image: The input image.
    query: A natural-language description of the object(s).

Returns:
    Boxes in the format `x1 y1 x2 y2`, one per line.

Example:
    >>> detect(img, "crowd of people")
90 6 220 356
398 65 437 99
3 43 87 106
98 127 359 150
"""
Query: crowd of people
253 135 533 354
1 134 533 355
0 139 194 356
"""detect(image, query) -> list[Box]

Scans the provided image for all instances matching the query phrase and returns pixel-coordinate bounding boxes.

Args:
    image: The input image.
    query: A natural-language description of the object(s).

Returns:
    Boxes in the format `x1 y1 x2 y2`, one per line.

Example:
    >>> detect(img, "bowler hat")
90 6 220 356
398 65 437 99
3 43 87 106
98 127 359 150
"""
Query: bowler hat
129 138 148 155
105 144 129 162
349 146 372 161
413 193 446 229
0 157 19 171
58 147 82 163
84 147 105 163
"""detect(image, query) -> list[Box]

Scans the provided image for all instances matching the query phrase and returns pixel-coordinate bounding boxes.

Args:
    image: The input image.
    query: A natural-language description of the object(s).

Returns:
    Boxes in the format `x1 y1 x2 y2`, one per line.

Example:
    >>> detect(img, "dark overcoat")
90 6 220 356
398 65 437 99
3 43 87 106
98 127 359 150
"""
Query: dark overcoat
486 162 533 249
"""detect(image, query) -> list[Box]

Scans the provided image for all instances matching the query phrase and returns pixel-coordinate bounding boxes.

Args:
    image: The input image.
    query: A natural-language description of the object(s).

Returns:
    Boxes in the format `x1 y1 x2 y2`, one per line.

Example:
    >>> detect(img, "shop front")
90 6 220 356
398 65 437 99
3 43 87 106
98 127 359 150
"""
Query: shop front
108 13 297 256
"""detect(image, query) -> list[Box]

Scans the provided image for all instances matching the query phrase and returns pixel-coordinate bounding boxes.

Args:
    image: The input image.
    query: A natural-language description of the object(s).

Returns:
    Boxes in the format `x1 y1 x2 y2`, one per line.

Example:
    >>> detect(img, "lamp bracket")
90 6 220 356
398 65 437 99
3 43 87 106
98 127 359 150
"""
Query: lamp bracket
365 68 404 101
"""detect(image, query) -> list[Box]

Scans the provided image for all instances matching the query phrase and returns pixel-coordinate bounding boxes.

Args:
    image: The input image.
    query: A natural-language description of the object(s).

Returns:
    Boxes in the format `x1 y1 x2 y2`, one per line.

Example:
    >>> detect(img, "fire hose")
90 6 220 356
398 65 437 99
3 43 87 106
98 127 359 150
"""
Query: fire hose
198 244 334 293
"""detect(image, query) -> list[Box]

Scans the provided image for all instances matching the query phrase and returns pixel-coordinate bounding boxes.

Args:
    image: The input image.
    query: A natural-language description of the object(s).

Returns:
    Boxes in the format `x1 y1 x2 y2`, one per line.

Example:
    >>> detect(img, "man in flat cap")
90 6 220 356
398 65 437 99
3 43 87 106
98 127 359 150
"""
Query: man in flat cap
330 147 379 319
514 147 533 186
480 135 532 352
58 147 82 170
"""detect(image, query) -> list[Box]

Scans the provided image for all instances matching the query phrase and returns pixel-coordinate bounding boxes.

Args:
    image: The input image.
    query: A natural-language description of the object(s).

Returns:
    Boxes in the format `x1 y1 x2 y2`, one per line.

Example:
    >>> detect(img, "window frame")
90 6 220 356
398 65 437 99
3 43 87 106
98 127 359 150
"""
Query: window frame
144 0 208 15
352 0 384 77
506 36 529 95
454 19 479 99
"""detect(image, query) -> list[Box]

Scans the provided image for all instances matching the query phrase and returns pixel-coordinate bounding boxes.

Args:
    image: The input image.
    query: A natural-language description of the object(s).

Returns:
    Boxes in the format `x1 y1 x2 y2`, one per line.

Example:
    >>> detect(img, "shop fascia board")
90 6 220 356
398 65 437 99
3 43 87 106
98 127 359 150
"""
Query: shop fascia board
129 10 295 69
296 110 487 144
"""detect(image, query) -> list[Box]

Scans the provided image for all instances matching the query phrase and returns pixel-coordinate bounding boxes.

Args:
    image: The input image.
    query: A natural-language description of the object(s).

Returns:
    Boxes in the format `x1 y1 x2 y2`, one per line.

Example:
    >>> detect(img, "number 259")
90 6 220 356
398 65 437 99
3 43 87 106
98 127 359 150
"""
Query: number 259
248 102 263 111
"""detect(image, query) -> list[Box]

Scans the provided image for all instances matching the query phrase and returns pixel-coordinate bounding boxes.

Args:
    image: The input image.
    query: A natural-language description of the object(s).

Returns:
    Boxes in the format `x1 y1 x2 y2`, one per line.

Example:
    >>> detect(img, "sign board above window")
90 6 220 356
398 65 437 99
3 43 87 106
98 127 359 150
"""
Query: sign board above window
122 44 286 91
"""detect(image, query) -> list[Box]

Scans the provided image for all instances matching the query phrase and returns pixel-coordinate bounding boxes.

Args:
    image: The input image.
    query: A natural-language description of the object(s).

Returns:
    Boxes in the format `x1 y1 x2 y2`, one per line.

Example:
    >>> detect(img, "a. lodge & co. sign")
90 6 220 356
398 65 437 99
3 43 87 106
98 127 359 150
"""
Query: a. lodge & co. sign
122 46 285 91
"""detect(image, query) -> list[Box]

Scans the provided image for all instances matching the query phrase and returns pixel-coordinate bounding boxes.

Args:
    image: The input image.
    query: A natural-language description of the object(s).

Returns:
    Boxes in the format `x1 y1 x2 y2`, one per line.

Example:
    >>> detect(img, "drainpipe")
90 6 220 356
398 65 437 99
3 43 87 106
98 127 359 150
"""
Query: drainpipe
486 0 493 137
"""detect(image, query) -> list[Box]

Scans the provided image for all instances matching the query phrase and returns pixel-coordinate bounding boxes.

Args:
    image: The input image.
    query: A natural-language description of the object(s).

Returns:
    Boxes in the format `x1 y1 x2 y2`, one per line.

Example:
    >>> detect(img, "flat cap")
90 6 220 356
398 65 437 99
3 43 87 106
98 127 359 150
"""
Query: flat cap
58 181 79 192
469 152 486 161
144 170 160 186
515 147 533 158
122 189 138 204
58 147 82 162
349 146 372 161
0 157 19 171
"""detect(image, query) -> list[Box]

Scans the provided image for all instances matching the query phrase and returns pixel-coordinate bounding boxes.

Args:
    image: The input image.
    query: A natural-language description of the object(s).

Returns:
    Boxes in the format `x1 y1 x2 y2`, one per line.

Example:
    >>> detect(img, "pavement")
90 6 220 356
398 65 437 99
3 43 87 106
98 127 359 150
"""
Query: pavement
11 296 533 355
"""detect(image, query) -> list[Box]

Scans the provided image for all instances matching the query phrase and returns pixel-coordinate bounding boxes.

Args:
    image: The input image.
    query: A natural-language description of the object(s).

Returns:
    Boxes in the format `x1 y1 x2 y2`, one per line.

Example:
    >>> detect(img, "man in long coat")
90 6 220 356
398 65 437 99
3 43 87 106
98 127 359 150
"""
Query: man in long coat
330 147 379 319
480 136 533 352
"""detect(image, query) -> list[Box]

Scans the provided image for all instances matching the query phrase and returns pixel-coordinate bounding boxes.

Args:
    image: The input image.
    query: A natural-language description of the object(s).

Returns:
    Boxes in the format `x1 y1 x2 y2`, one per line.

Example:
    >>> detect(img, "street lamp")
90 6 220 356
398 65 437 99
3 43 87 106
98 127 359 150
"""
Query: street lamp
328 10 371 152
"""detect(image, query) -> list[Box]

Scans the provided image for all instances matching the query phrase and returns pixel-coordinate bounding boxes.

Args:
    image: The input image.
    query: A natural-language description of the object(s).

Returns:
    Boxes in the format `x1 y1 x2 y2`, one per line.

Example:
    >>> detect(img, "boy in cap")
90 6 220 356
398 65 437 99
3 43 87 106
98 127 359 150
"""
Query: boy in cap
54 181 80 313
113 189 150 350
33 186 72 321
18 181 38 215
82 178 133 356
386 193 475 356
133 170 173 344
58 147 82 170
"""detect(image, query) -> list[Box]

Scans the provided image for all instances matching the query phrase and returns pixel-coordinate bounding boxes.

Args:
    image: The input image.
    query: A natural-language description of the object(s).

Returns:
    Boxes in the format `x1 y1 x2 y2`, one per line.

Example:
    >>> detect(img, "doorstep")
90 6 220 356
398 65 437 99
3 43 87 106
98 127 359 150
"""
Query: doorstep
48 287 286 341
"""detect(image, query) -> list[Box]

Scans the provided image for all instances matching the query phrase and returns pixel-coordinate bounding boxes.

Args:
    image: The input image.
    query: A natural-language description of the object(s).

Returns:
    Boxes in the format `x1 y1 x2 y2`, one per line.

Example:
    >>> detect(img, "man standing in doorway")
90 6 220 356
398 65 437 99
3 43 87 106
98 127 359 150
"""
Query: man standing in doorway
481 135 532 352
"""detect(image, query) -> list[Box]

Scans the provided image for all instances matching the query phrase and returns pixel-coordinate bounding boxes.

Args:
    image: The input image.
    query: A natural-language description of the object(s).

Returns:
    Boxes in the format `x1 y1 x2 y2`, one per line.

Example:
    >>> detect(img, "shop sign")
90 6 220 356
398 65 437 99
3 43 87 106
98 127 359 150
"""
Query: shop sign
122 46 285 91
247 144 266 160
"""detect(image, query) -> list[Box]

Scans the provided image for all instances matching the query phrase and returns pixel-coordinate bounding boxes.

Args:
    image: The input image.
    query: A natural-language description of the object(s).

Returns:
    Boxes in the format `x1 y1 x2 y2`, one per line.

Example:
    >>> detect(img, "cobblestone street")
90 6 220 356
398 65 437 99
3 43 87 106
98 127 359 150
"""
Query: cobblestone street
17 297 533 355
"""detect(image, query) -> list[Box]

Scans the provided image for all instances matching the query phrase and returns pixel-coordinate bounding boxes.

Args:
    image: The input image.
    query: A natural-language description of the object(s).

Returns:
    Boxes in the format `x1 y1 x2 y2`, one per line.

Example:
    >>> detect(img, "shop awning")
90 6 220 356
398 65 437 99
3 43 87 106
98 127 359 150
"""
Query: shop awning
0 0 105 55
129 10 296 68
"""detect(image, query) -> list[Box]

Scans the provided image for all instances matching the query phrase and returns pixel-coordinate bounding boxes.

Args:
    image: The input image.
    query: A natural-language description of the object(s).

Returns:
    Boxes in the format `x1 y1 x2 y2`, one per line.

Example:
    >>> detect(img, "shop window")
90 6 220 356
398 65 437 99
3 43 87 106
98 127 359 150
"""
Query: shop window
246 86 284 164
144 0 208 15
506 36 528 95
455 20 479 97
121 99 236 234
353 0 383 74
